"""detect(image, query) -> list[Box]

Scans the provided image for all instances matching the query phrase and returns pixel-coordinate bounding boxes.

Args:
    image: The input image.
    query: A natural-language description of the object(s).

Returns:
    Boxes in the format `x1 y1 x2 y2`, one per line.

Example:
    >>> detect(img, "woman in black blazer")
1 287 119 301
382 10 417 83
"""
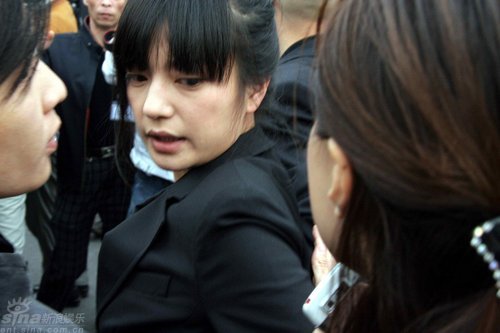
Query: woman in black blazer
96 0 314 332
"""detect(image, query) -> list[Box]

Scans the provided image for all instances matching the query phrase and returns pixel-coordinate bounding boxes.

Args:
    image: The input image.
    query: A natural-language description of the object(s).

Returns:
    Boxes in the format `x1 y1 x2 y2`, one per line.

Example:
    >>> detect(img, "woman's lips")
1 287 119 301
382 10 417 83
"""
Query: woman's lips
147 132 185 154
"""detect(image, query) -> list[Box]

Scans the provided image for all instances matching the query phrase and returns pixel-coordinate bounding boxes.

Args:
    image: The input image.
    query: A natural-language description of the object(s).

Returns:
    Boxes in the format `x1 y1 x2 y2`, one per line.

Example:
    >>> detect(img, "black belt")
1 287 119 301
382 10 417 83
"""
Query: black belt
86 145 115 160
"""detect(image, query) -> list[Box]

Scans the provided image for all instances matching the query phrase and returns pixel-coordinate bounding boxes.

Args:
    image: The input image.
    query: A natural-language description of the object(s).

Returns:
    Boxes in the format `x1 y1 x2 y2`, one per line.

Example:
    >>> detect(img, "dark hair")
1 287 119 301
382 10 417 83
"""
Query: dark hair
0 0 50 99
113 0 279 179
315 0 500 332
114 0 278 107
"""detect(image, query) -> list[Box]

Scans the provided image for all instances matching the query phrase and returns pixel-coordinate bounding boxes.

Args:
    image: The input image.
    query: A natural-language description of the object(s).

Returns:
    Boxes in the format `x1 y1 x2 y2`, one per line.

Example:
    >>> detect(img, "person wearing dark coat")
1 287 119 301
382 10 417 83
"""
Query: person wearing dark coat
36 0 130 311
96 1 314 332
261 0 335 247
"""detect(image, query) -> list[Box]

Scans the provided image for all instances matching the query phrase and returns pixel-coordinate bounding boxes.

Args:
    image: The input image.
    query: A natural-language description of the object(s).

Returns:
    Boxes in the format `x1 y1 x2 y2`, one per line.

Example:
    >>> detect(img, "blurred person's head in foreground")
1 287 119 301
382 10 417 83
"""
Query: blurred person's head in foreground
0 0 67 198
308 0 500 331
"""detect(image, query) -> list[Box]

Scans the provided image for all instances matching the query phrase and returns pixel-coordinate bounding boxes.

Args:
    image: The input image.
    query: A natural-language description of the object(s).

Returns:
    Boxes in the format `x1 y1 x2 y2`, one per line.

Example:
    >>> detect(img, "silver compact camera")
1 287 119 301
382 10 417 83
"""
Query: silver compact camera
302 263 360 328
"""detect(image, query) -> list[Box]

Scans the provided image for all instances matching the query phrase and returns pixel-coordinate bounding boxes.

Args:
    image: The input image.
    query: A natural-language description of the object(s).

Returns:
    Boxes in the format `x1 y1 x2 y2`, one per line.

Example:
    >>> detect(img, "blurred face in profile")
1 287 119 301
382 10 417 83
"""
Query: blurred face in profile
307 123 352 252
307 127 340 250
0 61 66 197
84 0 127 31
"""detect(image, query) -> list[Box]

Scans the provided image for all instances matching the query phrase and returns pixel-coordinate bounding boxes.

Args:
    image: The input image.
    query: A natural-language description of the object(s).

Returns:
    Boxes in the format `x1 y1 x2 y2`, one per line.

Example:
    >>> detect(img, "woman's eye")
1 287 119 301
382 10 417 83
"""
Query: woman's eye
125 73 148 85
177 78 204 87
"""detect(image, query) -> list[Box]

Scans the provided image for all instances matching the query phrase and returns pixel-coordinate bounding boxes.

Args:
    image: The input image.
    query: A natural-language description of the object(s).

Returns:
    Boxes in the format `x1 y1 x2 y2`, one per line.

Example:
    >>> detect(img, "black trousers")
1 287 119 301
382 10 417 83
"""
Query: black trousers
37 156 131 311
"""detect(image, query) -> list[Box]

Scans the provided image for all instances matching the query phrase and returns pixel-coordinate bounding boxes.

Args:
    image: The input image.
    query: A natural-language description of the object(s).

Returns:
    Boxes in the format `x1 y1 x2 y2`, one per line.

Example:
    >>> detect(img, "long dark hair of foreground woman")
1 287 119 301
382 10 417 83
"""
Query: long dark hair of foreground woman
313 0 500 332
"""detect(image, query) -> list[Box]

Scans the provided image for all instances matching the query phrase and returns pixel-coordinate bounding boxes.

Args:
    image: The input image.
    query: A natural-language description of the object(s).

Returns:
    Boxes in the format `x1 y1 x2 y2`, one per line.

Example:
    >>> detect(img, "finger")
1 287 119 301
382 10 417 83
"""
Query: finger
311 225 336 285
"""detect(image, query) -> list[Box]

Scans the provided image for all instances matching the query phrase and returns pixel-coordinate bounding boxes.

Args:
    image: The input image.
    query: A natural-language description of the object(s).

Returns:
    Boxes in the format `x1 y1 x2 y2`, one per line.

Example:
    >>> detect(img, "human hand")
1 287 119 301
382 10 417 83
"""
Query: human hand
311 225 336 285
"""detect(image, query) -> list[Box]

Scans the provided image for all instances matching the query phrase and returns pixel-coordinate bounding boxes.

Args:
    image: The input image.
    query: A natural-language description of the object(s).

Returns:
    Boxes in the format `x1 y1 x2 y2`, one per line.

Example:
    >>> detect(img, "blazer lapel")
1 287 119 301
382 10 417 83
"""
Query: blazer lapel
96 189 174 317
96 169 208 318
96 126 274 318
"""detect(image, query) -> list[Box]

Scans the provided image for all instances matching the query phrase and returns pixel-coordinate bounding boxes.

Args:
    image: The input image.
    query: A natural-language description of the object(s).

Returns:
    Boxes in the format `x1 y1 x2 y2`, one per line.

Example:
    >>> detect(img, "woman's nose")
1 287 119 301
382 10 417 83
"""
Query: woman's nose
142 79 174 119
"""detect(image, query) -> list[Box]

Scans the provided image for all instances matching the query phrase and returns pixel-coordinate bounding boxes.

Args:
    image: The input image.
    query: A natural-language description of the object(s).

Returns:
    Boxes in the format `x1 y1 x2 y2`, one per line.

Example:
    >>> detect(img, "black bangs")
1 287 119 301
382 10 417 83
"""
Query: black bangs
115 0 234 82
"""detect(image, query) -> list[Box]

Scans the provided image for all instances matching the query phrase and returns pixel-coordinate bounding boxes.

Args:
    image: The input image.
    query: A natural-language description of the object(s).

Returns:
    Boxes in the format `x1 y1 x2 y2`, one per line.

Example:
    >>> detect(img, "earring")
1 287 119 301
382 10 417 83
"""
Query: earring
333 203 342 218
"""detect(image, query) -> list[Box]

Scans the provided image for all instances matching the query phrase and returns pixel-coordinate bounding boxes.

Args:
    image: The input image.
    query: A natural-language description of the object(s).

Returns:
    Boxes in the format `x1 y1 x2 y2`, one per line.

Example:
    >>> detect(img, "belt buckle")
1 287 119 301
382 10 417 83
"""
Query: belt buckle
86 146 115 161
101 146 114 159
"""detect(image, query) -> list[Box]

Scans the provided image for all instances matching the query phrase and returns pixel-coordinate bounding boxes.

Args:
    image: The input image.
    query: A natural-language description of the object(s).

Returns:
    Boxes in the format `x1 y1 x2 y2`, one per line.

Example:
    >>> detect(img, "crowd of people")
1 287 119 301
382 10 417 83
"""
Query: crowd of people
1 0 499 332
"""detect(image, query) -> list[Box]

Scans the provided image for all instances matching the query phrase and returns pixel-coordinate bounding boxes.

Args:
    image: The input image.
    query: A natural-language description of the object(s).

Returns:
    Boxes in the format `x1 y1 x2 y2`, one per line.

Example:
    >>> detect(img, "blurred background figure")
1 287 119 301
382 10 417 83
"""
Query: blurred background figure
37 0 129 312
72 0 89 27
262 0 335 247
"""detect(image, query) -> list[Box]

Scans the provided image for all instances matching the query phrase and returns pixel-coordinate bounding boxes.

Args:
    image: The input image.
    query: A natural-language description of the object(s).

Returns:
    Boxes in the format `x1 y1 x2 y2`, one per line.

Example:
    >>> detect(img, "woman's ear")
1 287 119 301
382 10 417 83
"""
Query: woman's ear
246 80 270 114
326 138 353 218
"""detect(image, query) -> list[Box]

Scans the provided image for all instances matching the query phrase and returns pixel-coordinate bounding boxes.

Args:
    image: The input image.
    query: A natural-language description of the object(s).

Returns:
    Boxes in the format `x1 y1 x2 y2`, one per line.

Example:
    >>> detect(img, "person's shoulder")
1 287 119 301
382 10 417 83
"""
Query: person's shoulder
53 31 80 43
48 32 81 52
279 37 316 64
189 157 305 251
183 157 296 227
204 155 288 199
273 58 314 88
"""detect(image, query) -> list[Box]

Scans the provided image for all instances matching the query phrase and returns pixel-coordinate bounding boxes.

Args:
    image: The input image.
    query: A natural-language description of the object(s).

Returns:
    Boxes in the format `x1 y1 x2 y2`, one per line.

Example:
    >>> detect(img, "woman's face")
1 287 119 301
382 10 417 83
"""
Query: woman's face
126 44 260 179
307 125 344 252
0 61 66 197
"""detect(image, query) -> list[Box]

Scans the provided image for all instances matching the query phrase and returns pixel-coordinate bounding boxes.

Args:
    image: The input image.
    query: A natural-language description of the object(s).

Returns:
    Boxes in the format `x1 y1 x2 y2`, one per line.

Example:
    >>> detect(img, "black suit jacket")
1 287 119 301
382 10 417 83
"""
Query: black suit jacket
261 36 317 247
96 127 314 332
266 36 316 151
